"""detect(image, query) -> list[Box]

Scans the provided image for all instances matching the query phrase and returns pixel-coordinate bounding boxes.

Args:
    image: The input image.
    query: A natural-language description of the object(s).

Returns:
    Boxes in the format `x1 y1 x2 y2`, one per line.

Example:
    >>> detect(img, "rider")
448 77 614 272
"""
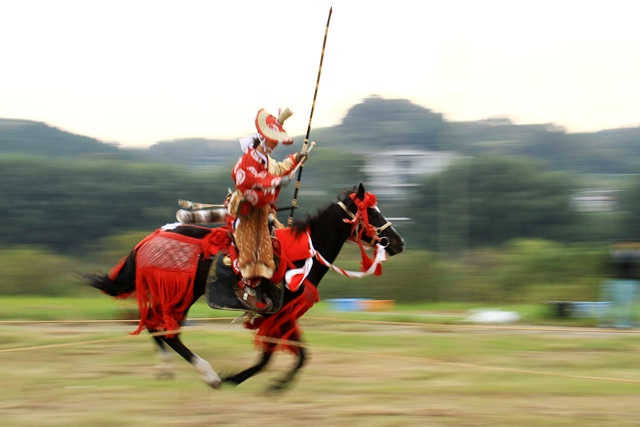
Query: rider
228 108 306 311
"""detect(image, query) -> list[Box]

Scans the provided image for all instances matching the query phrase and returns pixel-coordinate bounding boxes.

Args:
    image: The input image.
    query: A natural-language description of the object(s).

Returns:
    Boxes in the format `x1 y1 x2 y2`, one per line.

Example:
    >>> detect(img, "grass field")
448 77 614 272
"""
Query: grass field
1 297 639 426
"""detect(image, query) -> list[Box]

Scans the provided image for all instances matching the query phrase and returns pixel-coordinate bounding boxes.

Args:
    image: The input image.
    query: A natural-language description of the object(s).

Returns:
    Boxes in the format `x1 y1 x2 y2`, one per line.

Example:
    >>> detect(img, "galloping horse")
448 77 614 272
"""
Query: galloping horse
87 183 404 390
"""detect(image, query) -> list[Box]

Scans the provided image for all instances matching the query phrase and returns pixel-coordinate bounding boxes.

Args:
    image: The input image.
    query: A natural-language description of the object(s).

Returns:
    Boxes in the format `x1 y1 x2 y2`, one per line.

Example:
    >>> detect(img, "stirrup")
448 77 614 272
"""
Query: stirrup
235 285 273 313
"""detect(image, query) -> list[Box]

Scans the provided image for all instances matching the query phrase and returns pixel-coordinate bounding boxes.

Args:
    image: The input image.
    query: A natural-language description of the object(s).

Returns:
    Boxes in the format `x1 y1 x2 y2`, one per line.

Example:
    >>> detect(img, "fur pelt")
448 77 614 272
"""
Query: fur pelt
233 204 276 279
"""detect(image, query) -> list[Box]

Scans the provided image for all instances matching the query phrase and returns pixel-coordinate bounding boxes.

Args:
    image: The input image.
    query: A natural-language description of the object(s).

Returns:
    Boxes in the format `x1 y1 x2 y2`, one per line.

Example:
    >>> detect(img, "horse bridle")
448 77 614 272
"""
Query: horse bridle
337 192 393 248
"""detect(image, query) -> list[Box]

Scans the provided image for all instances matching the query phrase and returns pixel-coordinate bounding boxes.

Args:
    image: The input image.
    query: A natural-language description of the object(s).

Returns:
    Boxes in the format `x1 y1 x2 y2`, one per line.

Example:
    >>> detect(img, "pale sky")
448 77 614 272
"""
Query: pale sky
1 0 639 147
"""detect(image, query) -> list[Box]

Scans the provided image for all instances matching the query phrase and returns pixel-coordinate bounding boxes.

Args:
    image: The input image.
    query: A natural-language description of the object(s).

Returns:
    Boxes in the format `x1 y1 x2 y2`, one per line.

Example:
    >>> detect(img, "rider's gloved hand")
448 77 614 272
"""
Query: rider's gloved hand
295 152 308 163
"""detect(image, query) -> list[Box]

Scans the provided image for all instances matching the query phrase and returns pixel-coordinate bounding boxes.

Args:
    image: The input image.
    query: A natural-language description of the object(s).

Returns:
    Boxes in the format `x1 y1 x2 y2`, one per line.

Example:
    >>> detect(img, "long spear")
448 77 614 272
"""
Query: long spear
287 7 333 226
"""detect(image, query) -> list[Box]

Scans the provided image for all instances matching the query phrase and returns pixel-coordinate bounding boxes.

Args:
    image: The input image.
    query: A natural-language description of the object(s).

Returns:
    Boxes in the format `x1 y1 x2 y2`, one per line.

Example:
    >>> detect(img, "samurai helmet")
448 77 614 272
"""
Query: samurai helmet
255 108 294 146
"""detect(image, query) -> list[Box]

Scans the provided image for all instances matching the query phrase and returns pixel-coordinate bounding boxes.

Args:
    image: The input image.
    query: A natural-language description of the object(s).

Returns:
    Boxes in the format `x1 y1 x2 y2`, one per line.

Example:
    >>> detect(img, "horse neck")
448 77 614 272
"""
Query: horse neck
307 204 352 283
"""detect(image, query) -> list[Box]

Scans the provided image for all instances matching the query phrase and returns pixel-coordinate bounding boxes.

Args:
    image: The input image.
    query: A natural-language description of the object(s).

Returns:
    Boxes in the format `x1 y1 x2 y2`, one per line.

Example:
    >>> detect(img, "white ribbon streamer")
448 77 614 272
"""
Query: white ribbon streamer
315 243 387 278
283 232 388 290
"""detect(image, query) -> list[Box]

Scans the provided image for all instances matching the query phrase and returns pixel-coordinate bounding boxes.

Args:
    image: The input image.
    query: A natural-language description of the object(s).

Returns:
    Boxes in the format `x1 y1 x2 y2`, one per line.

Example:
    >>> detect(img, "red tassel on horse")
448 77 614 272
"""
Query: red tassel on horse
245 283 319 354
133 269 195 336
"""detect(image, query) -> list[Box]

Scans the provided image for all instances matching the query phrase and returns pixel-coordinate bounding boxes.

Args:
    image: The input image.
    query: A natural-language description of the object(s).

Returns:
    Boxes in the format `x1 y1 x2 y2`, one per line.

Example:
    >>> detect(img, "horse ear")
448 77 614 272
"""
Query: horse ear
356 183 365 200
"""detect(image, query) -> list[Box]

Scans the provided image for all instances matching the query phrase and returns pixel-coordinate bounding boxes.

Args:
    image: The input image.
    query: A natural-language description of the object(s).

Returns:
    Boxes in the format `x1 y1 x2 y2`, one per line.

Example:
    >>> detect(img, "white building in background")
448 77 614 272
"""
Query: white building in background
570 190 620 212
363 149 462 198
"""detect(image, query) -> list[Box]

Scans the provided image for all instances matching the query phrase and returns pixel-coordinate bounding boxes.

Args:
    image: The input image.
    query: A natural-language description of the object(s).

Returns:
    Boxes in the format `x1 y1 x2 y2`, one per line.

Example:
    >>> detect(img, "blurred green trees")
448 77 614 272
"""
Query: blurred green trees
0 150 637 302
410 155 582 250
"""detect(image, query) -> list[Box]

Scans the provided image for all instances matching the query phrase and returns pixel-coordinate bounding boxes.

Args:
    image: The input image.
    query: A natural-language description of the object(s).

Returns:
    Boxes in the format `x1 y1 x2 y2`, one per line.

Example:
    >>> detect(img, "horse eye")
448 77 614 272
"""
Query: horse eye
368 208 381 220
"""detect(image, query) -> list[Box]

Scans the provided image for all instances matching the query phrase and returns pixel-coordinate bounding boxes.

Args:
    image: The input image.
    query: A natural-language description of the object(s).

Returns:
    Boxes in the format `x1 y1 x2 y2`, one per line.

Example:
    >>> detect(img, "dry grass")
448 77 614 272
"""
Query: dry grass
1 320 640 427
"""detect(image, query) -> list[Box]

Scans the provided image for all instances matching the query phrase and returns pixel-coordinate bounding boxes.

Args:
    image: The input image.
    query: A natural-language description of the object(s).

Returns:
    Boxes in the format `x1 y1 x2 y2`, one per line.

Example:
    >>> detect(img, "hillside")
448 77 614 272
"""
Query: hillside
144 138 240 168
2 97 639 174
0 118 121 158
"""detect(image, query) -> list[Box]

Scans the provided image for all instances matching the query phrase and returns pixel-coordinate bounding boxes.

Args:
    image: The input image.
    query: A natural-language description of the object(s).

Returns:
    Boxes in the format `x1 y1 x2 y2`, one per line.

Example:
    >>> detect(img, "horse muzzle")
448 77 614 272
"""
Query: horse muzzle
384 235 405 256
372 233 404 256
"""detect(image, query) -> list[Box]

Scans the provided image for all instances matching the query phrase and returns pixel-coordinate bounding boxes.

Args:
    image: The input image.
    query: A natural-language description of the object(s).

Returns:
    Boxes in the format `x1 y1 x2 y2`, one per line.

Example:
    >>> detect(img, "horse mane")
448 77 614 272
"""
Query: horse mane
289 188 356 235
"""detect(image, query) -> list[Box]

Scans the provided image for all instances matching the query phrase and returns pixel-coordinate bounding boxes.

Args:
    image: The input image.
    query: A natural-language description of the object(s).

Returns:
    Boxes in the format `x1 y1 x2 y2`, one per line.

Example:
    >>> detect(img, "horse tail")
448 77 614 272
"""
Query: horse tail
85 251 137 298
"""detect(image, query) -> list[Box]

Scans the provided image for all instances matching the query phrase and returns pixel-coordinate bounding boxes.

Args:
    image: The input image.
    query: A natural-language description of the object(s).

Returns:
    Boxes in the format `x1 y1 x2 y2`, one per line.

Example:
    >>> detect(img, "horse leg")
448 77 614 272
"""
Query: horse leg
221 346 275 387
156 332 221 389
269 332 307 392
222 329 307 391
150 334 175 380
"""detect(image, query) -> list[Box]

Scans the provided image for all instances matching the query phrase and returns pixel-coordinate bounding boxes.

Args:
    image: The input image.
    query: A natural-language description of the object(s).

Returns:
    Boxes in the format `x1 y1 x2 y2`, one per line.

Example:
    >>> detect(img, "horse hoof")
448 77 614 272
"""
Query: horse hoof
205 377 222 390
267 380 289 393
154 364 176 380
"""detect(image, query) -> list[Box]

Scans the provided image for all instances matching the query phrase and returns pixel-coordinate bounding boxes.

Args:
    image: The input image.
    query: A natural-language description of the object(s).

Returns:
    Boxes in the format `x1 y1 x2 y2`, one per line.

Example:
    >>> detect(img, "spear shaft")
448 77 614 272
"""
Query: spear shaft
287 7 333 226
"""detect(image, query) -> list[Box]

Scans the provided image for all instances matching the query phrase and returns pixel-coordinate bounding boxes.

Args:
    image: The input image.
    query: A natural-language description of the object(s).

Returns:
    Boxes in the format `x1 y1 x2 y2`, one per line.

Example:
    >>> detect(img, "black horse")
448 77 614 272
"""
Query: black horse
87 184 404 390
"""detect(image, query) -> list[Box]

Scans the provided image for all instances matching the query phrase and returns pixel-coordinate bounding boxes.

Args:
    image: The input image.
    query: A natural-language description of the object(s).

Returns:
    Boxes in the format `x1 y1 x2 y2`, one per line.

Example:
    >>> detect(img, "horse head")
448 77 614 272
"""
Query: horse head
338 183 405 256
